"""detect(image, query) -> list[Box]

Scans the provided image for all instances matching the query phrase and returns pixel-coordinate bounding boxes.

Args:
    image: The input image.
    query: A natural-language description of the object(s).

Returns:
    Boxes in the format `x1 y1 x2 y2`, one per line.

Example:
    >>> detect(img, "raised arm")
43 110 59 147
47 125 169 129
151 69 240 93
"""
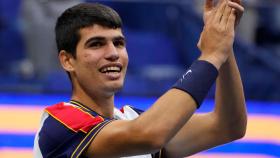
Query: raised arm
161 0 247 157
84 1 240 158
162 51 247 158
214 49 247 139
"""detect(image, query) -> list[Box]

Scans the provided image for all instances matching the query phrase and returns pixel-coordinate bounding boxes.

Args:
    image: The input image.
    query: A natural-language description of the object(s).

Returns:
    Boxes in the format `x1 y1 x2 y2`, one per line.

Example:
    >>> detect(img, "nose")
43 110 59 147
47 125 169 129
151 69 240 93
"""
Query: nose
104 42 119 61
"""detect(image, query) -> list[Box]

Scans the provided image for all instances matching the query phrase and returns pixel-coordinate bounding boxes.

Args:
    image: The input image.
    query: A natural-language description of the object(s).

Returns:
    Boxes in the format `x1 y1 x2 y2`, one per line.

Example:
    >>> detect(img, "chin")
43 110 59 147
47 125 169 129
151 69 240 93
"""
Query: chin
106 81 124 93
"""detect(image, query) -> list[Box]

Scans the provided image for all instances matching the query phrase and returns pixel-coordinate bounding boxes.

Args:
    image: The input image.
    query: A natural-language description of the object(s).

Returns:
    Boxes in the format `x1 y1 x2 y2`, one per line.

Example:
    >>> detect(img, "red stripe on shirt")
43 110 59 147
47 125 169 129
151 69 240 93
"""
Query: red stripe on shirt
45 102 104 133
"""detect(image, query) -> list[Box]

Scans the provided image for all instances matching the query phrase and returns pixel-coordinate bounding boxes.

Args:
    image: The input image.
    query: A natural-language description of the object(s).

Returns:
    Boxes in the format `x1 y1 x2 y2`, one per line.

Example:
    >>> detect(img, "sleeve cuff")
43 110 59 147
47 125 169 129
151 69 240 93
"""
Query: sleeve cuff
71 120 113 158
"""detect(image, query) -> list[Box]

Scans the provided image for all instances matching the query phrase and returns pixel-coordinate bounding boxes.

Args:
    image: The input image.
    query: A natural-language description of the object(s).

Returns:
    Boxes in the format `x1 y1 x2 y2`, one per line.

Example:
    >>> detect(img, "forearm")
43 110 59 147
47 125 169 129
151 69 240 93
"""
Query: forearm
132 89 197 146
88 89 198 157
128 59 220 151
214 49 247 137
129 57 220 151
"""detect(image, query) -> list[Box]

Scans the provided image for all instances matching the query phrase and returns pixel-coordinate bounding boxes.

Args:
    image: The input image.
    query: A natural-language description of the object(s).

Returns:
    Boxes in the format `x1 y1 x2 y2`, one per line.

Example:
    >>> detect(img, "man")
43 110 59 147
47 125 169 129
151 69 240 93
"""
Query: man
34 0 247 157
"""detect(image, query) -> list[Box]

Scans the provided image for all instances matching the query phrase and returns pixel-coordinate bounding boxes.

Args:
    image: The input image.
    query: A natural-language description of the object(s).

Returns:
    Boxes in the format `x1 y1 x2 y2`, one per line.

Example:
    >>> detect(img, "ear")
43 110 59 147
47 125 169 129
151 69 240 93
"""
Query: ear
59 50 76 72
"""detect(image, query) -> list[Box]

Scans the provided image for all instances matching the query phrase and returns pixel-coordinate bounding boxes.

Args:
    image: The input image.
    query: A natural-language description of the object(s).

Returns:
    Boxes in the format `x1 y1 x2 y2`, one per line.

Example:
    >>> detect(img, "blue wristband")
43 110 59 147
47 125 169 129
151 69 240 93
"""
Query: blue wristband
172 60 218 108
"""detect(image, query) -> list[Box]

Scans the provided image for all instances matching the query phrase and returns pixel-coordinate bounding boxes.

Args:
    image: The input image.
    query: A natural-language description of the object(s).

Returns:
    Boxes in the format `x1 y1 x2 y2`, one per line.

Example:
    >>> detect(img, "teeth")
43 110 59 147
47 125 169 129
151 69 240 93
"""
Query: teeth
101 66 121 73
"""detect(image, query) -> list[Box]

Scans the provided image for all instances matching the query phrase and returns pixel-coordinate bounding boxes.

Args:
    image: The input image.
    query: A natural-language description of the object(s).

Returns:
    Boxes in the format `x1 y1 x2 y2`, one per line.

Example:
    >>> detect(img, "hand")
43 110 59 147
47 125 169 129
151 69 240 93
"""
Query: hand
198 1 238 69
198 0 245 53
203 0 244 28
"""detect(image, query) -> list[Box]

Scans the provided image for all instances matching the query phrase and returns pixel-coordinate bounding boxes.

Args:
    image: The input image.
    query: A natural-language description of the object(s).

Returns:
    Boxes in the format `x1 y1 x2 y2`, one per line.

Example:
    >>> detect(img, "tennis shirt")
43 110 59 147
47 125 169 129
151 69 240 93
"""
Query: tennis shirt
33 100 162 158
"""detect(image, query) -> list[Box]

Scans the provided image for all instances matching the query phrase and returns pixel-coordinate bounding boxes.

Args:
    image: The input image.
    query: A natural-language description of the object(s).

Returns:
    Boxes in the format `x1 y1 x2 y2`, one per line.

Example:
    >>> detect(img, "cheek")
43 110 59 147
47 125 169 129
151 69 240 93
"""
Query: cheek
82 53 100 68
121 50 129 66
121 52 129 77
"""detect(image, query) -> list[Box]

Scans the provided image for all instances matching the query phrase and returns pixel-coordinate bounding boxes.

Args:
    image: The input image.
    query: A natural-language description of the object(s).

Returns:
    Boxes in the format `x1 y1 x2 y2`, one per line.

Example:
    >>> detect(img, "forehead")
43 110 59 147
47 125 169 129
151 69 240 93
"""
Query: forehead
78 25 124 42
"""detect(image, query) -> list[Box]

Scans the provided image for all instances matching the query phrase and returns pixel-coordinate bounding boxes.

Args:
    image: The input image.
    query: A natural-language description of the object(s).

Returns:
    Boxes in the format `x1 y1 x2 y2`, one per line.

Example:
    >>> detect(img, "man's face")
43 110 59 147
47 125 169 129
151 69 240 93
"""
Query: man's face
71 25 128 96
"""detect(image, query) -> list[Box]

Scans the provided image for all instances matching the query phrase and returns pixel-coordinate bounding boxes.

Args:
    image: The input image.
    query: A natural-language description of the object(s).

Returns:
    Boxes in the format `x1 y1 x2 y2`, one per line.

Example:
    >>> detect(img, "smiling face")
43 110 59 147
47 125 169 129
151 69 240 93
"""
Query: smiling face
60 25 128 97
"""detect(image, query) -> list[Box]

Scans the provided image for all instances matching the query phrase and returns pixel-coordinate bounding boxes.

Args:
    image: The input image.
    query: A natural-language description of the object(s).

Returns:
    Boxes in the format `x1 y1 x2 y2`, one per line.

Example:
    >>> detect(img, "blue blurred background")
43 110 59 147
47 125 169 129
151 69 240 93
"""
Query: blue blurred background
0 0 280 158
0 0 280 100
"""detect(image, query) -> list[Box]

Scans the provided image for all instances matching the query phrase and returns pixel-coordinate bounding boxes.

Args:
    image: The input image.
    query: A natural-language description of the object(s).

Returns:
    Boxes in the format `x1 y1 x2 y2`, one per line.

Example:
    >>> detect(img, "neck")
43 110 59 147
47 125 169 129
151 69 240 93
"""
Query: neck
71 84 115 118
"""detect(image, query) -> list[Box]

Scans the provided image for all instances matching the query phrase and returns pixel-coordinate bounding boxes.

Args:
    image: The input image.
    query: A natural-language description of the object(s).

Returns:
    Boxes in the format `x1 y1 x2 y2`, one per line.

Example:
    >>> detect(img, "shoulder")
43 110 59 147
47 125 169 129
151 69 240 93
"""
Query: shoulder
34 102 113 158
45 102 105 133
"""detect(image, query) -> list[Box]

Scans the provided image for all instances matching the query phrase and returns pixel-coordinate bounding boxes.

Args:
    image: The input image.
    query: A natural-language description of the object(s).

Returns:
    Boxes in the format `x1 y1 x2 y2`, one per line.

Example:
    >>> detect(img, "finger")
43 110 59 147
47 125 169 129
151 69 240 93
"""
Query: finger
228 1 244 13
230 0 242 5
226 9 236 30
228 1 244 26
221 3 233 27
213 0 227 23
205 0 214 12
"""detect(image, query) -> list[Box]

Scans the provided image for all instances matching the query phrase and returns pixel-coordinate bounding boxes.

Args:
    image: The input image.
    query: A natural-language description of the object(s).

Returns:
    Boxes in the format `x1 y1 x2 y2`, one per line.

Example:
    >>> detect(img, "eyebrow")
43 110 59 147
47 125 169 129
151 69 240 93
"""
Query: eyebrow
84 35 126 46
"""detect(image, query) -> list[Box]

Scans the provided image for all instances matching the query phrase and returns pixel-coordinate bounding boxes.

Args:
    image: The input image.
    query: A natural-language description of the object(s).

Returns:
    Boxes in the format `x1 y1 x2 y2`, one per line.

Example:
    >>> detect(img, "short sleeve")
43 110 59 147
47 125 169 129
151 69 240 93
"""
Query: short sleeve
36 103 113 158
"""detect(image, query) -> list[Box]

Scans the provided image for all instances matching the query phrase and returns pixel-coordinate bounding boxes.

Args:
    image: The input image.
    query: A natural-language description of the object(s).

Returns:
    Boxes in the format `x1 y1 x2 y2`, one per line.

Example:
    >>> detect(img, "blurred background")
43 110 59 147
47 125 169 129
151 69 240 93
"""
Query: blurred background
0 0 279 157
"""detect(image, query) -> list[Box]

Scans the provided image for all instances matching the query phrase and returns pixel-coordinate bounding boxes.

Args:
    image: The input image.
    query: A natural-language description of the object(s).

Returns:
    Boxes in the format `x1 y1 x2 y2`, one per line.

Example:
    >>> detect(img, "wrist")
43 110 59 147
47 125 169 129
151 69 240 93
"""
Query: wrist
198 53 228 70
172 60 218 108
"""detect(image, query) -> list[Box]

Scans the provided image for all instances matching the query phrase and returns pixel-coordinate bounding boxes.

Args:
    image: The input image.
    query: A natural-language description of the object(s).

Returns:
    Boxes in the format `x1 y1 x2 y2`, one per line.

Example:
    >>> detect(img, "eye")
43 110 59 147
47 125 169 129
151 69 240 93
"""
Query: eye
88 41 105 49
113 40 126 48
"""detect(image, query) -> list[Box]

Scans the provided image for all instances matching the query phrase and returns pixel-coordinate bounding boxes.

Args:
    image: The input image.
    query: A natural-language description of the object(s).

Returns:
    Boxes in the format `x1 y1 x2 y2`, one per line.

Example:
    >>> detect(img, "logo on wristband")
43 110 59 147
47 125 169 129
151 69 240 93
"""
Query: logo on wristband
181 69 192 82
